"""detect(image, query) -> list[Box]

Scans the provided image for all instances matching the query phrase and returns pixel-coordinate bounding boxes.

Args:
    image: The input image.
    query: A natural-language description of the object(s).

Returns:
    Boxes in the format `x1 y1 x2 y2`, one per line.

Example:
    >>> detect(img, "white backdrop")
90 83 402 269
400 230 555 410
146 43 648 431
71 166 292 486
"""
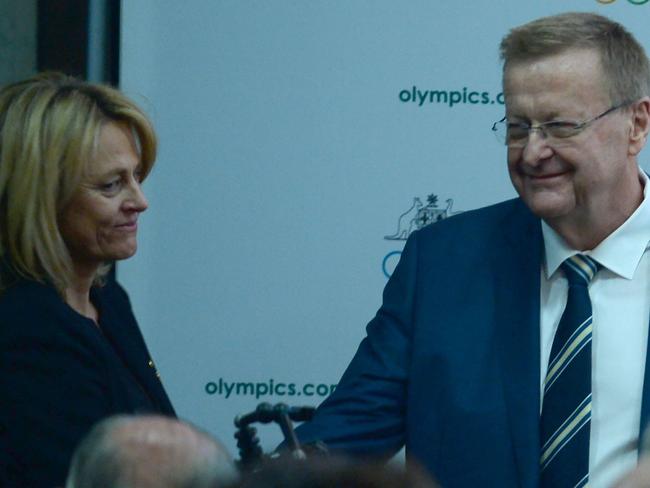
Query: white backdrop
119 0 650 456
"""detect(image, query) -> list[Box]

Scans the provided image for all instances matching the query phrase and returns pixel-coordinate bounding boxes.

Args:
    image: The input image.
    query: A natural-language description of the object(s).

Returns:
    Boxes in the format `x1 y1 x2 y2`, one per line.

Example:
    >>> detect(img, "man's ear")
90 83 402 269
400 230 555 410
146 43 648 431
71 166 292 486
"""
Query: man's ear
628 97 650 156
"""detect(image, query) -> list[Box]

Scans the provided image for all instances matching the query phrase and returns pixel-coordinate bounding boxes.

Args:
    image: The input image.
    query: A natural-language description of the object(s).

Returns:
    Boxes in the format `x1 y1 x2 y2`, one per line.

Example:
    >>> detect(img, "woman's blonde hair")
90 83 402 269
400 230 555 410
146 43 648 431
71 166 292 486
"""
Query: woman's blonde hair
0 72 157 294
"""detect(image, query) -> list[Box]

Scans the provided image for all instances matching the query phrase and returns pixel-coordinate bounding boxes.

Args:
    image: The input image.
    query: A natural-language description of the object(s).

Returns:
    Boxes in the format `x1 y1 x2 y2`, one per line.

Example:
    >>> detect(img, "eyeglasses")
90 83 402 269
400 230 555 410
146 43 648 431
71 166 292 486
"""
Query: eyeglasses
491 102 629 148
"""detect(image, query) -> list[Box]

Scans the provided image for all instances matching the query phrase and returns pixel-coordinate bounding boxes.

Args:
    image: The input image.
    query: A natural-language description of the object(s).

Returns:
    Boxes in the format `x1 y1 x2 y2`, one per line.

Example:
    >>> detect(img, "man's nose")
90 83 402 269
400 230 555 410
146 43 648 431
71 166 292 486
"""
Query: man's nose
521 129 554 164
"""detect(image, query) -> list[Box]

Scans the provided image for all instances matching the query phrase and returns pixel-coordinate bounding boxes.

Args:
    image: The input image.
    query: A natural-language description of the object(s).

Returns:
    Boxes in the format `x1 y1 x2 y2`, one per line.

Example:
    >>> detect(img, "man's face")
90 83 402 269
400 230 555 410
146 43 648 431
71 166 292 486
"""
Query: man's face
504 48 639 230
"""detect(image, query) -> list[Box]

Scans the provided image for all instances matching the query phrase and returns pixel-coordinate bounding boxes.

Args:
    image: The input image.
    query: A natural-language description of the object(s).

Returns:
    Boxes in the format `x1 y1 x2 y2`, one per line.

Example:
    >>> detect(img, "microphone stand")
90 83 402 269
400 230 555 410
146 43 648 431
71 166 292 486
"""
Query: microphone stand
234 402 316 468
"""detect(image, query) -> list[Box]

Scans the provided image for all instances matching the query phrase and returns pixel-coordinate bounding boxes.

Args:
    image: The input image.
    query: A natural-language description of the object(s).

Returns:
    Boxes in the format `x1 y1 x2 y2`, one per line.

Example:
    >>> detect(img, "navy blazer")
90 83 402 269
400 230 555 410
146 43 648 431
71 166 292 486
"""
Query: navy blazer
0 278 175 488
295 197 650 488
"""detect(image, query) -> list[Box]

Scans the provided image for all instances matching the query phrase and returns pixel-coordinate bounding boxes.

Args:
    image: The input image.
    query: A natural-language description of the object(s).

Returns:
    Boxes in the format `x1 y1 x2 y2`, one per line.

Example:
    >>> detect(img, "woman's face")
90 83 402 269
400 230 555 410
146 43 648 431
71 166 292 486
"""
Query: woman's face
59 121 149 273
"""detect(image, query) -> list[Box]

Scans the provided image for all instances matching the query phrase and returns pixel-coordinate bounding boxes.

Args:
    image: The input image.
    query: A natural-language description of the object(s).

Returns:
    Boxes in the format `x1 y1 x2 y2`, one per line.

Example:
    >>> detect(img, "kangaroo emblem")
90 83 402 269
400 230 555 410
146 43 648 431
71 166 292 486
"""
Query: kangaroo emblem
384 197 423 240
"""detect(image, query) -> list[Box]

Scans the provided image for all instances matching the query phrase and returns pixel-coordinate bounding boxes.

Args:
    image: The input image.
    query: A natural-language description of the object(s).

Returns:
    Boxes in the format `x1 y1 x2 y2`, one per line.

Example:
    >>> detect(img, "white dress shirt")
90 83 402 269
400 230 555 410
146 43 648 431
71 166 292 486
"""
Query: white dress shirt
540 170 650 488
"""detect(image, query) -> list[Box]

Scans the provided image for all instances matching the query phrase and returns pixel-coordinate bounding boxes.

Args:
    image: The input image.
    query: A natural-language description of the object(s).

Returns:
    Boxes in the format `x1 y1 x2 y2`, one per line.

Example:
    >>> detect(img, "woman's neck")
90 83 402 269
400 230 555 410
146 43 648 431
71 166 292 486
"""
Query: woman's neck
65 265 99 322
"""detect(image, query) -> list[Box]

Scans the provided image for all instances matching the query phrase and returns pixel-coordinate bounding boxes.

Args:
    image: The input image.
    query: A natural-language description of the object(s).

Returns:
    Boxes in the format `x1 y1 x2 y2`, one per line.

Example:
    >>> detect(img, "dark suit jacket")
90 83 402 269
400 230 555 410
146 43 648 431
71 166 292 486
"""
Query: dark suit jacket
294 197 650 488
0 278 175 488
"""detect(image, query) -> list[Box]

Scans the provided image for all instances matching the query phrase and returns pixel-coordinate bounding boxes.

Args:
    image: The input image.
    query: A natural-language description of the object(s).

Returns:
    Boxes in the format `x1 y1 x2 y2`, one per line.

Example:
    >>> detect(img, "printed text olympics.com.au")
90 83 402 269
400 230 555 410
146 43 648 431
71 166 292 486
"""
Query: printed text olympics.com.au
205 378 337 400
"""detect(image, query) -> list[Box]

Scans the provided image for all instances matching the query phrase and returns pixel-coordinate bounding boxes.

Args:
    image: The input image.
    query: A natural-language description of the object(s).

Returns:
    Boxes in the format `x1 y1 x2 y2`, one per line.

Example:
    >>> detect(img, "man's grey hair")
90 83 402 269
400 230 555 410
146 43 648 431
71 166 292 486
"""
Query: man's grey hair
65 415 238 488
499 11 650 105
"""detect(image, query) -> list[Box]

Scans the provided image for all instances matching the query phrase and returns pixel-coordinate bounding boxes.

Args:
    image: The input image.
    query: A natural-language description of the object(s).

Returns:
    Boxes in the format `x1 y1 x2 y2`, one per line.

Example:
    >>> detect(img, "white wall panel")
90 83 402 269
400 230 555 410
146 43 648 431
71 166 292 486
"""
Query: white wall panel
119 0 650 455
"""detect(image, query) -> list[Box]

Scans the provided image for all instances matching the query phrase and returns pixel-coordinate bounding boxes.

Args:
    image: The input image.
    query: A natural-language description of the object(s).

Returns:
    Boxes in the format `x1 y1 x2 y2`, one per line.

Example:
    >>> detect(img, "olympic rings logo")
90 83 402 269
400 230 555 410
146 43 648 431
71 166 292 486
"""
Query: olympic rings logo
597 0 649 4
382 251 402 278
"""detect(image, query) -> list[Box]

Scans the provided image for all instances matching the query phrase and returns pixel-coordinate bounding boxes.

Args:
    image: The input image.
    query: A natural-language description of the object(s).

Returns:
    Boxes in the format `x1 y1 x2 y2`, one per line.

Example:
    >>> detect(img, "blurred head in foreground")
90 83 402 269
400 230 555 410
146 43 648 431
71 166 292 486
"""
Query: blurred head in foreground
238 456 437 488
65 414 238 488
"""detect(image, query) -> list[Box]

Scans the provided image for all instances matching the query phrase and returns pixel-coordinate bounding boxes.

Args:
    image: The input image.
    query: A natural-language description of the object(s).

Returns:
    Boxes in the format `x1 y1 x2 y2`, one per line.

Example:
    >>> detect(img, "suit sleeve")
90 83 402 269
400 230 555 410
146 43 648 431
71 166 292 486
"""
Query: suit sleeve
294 231 420 458
0 304 112 488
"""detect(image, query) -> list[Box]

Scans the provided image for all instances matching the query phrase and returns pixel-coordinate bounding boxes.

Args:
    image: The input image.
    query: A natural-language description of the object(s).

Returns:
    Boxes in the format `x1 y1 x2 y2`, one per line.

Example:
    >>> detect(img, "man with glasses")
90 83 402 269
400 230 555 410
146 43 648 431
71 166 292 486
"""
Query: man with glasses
293 12 650 488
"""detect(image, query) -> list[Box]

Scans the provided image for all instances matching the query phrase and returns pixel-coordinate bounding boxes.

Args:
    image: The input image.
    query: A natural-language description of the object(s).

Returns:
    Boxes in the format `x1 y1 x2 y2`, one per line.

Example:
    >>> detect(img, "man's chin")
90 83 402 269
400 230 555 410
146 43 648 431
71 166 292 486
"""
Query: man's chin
523 195 573 221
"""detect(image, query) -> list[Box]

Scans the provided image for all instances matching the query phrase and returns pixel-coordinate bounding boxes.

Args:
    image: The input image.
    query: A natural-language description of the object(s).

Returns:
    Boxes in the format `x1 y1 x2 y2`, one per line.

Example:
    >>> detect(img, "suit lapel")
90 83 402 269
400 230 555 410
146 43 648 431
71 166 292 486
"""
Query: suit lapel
493 200 543 488
93 286 175 414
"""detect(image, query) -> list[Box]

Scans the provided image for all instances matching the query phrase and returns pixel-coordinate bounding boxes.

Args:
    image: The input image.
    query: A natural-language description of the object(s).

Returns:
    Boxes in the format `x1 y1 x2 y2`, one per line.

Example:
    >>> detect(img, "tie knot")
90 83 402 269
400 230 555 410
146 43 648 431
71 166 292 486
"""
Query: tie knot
561 254 599 286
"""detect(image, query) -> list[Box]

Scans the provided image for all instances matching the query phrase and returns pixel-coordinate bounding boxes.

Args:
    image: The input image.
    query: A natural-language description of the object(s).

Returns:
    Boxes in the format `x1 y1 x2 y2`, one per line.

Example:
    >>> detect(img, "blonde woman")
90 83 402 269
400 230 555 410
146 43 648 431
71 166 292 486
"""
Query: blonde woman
0 73 175 488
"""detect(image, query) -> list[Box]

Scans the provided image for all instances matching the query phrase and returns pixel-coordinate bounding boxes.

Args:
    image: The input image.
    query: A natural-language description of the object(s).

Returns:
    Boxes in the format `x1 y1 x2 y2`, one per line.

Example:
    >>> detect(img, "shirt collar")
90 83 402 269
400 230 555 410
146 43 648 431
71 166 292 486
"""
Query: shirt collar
542 169 650 280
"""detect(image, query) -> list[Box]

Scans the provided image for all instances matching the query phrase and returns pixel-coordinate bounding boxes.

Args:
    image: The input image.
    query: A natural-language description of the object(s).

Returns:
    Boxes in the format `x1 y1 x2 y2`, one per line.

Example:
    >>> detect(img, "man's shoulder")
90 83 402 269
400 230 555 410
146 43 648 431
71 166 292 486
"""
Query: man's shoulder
417 197 535 238
403 197 540 268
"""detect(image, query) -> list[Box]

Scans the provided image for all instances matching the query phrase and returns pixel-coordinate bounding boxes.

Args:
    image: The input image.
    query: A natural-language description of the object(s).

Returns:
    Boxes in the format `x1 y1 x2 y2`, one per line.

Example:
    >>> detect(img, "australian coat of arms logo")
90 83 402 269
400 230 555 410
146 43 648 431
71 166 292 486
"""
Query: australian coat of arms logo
382 194 463 278
384 194 461 241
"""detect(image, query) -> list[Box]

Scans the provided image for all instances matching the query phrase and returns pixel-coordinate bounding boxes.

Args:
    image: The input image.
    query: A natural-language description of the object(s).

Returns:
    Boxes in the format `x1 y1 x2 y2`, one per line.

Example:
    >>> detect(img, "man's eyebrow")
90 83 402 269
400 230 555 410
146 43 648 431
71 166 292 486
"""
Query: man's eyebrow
506 109 565 122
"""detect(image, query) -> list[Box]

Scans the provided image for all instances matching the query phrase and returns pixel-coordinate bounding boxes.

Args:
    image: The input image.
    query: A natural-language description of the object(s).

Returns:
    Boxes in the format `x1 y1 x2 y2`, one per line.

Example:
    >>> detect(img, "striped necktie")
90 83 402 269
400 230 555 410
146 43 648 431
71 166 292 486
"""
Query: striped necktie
540 254 598 488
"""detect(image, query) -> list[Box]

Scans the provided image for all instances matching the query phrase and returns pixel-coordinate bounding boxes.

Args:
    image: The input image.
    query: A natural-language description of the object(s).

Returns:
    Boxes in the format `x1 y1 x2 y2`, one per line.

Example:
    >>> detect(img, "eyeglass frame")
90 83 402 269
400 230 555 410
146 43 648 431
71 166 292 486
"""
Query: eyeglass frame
491 101 632 147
